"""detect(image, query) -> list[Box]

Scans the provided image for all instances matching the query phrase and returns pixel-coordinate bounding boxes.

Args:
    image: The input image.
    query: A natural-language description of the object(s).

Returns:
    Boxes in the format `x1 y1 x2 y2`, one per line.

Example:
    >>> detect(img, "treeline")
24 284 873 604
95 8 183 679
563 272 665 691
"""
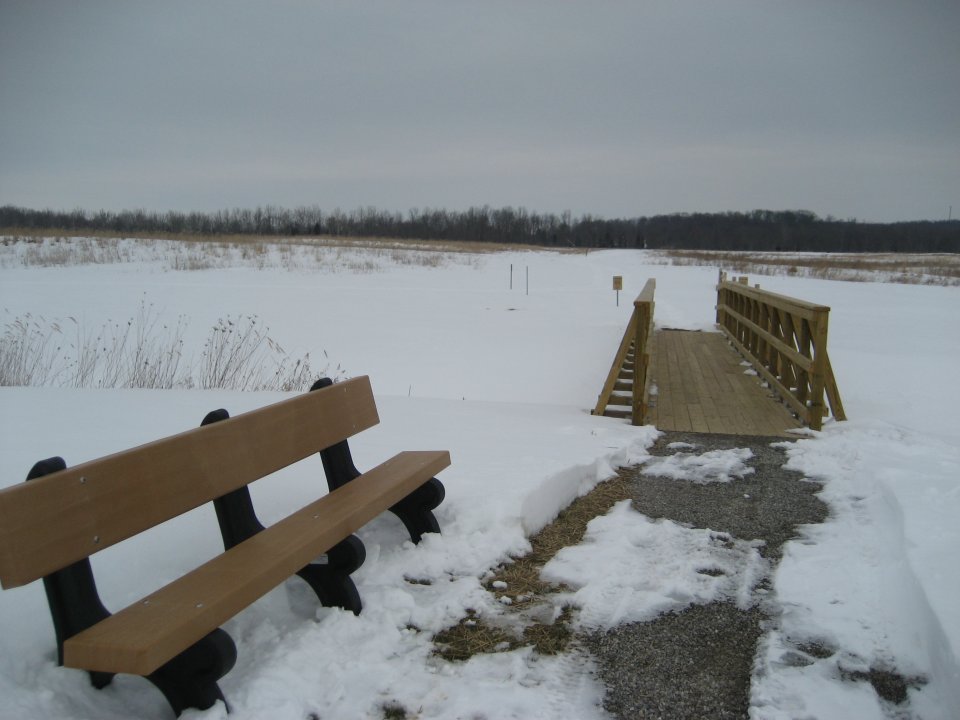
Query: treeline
1 204 957 253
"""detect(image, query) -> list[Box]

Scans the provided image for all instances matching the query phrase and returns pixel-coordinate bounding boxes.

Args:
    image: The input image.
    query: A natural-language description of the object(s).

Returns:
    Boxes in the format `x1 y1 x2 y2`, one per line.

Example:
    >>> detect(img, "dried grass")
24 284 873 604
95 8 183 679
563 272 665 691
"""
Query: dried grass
433 610 521 661
0 227 564 259
381 701 410 719
0 233 499 273
525 474 633 564
654 249 960 286
432 474 633 662
9 231 954 285
521 606 575 655
0 302 338 391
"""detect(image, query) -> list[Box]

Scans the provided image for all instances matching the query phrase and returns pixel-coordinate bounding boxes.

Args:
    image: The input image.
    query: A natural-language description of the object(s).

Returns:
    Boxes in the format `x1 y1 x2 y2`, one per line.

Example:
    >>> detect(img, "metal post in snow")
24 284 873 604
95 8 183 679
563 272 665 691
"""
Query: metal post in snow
526 266 529 296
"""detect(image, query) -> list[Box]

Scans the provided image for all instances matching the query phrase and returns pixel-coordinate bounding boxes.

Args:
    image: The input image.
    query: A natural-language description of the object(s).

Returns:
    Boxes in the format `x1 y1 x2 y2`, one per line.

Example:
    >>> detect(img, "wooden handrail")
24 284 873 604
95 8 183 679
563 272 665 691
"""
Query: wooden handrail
593 279 656 425
715 271 845 430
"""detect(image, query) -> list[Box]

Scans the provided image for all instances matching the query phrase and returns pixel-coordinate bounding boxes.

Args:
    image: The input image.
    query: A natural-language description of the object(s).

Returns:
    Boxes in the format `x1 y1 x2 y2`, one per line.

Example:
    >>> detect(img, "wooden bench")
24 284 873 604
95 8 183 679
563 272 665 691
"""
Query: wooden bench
0 376 449 716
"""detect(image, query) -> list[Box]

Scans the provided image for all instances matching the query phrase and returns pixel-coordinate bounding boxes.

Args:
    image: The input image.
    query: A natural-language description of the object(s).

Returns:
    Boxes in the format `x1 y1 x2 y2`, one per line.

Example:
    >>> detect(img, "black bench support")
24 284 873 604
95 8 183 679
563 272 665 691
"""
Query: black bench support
310 378 446 544
26 458 237 717
202 409 365 615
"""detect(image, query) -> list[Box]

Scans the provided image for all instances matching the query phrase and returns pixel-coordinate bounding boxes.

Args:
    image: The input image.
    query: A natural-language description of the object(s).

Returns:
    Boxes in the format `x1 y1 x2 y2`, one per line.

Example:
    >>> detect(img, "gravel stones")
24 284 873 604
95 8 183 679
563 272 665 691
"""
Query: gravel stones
630 431 828 560
587 603 766 720
587 431 828 719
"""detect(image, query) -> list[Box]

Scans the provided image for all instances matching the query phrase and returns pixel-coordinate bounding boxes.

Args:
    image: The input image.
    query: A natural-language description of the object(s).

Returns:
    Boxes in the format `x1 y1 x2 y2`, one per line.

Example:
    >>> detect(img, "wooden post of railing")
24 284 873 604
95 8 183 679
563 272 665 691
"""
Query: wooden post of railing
716 269 726 324
807 307 830 430
632 288 653 426
715 272 845 431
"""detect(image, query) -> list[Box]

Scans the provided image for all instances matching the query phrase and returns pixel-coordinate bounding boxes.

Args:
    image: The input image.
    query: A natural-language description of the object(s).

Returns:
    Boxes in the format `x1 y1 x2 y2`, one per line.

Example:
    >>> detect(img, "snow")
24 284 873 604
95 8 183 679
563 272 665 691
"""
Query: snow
1 238 959 719
754 422 960 719
640 447 755 484
541 502 767 628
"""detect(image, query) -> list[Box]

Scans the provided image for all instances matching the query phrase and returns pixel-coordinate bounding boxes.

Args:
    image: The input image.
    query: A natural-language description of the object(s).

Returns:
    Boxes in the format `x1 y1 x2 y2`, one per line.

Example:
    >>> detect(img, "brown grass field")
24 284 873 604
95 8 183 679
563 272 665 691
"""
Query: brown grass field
2 227 957 285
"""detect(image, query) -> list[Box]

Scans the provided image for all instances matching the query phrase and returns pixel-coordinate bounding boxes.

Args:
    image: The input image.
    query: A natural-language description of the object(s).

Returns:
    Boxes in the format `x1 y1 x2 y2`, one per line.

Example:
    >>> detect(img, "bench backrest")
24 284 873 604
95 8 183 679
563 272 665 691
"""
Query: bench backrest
0 376 379 590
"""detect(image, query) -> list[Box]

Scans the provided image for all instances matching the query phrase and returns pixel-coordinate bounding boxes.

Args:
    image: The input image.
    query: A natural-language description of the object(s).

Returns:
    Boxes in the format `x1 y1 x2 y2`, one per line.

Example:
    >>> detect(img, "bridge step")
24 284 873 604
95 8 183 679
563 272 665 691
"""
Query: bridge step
602 342 640 418
603 409 631 419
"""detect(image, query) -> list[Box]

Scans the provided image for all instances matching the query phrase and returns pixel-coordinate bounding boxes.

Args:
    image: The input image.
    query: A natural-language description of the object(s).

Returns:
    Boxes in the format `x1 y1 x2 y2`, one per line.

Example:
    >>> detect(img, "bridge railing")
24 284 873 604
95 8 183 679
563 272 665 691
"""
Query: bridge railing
716 271 845 431
593 278 656 425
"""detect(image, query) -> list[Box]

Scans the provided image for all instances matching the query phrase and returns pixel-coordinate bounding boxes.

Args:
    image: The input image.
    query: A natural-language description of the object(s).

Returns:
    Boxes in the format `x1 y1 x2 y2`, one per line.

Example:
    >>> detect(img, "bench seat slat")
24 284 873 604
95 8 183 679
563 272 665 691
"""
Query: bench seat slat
62 450 450 676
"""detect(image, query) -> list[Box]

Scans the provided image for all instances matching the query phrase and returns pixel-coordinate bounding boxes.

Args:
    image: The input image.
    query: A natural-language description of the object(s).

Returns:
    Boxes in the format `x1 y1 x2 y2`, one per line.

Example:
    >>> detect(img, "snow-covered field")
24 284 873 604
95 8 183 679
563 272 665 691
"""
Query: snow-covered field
1 238 958 719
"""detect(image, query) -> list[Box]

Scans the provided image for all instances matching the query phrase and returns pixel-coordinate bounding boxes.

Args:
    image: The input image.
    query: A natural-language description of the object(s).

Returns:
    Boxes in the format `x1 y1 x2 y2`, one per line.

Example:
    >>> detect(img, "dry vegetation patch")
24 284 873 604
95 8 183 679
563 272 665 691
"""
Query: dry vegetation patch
0 302 338 390
1 227 564 258
432 610 521 661
432 473 633 663
0 231 512 273
655 249 960 286
7 229 953 283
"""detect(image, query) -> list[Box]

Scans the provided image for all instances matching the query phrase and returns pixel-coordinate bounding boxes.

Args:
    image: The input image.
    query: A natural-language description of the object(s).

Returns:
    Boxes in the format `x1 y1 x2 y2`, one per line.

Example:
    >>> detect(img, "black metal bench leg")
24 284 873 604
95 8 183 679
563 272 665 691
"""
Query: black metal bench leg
40 554 115 690
212 479 367 616
27 458 237 717
389 477 446 544
312 379 447 545
205 408 366 615
319 433 447 543
28 459 115 691
147 629 237 717
293 535 365 614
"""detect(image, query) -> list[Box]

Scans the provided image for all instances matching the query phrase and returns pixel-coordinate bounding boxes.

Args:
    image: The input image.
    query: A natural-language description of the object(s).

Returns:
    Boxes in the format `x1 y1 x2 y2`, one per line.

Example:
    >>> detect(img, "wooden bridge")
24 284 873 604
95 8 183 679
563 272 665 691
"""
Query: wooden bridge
594 273 845 437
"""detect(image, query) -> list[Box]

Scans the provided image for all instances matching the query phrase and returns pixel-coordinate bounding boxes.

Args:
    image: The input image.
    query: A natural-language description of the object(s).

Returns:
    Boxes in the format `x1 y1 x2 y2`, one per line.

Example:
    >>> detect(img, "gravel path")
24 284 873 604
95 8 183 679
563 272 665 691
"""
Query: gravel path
585 431 828 720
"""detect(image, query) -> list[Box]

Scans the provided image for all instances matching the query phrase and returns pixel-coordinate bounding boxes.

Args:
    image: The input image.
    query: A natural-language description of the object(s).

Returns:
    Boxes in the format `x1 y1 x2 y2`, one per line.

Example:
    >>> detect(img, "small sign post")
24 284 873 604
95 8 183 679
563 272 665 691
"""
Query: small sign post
612 275 623 306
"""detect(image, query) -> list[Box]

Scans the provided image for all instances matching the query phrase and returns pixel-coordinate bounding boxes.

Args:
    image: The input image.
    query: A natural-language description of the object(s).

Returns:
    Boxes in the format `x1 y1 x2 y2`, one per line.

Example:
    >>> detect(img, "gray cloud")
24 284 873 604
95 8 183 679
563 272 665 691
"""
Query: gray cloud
2 0 958 221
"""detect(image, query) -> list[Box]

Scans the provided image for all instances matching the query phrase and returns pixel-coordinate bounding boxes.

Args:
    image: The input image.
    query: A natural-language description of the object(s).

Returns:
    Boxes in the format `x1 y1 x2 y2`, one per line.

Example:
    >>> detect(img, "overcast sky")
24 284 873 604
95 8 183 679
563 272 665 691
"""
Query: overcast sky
1 1 958 222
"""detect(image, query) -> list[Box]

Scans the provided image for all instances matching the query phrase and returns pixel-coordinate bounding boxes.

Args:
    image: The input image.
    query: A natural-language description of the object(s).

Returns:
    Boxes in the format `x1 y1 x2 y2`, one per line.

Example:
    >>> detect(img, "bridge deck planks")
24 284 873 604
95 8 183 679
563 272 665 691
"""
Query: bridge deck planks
648 329 801 437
